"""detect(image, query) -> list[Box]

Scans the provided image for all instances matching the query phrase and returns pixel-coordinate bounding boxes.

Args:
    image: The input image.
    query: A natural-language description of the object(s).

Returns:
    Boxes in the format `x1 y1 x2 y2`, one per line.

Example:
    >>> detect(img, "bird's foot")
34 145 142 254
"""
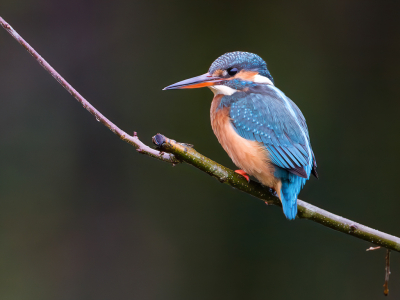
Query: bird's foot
234 170 250 182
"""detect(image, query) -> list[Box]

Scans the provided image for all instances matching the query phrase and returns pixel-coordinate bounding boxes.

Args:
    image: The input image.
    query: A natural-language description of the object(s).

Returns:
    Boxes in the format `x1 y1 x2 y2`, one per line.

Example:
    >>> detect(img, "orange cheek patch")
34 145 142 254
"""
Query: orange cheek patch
234 70 258 81
212 69 224 77
180 81 215 89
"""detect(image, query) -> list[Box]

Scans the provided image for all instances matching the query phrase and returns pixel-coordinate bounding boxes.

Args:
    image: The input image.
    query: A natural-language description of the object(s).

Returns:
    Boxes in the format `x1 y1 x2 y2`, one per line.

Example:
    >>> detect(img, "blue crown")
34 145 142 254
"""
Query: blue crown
208 51 274 83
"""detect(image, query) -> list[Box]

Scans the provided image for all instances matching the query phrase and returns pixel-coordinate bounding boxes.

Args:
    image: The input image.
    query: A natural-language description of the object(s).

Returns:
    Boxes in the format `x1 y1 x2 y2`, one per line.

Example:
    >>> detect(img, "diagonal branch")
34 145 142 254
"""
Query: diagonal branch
1 16 400 253
152 134 400 252
0 16 179 165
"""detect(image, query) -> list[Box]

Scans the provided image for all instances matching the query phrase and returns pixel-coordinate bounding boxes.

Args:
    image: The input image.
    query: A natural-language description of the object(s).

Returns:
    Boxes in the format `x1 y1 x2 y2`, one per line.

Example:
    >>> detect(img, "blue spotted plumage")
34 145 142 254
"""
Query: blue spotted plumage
164 51 318 220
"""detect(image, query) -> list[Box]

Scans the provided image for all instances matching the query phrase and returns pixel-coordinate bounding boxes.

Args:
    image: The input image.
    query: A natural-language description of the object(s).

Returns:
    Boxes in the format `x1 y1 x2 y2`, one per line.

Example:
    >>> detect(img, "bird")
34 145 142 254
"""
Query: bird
163 51 318 220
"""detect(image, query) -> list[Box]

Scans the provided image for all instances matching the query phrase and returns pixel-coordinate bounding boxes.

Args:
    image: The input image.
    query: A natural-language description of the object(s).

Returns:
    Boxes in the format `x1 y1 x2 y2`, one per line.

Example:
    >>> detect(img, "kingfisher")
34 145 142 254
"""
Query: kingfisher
163 52 318 220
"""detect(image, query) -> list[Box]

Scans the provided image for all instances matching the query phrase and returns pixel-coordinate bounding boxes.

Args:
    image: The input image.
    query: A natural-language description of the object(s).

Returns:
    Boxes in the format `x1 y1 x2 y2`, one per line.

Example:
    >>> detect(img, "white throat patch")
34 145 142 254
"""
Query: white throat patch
209 85 237 96
253 74 274 85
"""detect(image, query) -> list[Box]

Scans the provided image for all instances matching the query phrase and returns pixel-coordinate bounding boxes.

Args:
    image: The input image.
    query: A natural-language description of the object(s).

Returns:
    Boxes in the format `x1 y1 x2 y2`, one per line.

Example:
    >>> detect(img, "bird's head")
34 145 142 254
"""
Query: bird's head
163 52 274 95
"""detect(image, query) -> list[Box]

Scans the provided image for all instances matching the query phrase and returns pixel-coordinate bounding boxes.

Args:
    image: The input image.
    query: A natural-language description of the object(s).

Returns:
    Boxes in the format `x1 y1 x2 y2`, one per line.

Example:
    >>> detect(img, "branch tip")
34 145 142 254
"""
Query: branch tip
152 133 166 148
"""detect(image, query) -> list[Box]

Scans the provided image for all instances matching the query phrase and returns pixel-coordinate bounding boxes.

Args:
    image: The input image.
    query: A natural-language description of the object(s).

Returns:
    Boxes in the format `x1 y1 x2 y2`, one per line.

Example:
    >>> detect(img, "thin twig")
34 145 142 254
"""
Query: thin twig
1 16 400 254
366 246 381 251
0 16 179 165
383 250 390 296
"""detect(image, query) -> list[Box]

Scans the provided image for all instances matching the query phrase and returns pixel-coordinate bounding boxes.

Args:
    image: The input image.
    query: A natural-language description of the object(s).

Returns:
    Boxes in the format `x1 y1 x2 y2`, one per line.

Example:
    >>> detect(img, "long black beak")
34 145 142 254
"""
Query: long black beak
163 73 223 90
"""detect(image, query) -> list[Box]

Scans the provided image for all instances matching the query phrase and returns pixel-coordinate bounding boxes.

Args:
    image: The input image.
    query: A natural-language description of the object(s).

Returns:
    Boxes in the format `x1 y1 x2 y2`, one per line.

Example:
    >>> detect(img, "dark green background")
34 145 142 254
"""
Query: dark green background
1 1 399 299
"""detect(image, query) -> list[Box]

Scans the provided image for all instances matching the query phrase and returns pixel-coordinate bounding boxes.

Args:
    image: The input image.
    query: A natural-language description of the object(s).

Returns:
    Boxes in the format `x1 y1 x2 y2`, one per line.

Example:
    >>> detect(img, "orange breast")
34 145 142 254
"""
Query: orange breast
210 95 280 190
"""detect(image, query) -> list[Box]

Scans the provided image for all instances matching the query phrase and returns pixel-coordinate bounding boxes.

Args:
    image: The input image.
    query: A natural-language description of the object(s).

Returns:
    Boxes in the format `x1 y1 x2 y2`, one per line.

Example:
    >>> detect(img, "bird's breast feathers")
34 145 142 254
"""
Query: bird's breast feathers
210 94 279 188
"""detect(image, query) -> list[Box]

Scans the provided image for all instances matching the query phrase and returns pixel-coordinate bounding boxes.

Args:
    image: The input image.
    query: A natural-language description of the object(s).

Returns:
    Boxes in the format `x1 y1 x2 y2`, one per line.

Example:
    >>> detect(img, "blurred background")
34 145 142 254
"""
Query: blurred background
0 1 399 299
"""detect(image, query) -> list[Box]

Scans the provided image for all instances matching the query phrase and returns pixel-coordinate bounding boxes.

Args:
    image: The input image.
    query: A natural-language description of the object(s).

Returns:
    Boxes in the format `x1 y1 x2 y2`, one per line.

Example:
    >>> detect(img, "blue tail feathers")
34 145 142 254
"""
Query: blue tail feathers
278 166 311 220
281 183 298 220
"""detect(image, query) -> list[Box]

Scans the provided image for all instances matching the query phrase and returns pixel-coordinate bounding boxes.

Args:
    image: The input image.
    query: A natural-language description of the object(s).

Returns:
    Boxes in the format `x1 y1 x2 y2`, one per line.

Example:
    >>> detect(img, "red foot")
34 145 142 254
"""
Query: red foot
235 170 250 182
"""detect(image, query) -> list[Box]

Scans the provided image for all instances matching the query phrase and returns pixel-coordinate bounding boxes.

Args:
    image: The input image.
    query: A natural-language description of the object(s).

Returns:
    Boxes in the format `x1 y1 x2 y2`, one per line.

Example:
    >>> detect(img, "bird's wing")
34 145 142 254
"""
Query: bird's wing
228 86 316 178
287 91 318 178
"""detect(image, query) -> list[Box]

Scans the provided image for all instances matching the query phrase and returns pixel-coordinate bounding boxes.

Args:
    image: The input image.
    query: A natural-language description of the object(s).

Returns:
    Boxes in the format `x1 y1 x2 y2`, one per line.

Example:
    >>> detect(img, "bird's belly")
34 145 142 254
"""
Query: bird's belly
210 97 278 188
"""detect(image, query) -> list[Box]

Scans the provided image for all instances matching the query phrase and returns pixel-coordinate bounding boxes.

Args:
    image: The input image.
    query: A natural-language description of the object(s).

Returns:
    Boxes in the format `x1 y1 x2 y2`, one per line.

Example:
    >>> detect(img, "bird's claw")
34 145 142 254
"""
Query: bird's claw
234 170 250 182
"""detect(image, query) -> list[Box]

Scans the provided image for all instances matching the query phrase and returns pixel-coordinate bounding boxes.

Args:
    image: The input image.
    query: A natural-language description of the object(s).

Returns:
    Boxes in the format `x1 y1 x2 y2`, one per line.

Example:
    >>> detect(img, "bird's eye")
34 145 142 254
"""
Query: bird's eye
227 67 238 76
